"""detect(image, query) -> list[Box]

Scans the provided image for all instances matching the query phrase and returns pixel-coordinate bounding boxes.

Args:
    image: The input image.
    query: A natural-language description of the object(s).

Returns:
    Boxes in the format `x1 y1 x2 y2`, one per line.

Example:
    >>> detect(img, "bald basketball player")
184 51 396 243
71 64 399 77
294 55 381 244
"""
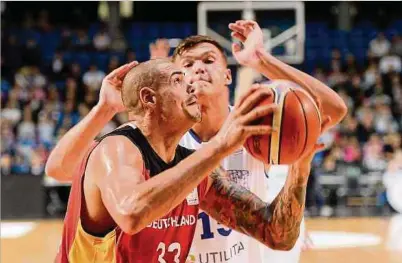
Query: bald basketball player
53 58 322 263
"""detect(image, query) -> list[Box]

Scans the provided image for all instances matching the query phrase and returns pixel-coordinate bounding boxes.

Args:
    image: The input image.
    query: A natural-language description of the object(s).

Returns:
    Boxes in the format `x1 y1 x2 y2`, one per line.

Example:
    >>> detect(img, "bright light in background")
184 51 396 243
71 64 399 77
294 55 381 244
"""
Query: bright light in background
1 222 36 239
120 0 133 18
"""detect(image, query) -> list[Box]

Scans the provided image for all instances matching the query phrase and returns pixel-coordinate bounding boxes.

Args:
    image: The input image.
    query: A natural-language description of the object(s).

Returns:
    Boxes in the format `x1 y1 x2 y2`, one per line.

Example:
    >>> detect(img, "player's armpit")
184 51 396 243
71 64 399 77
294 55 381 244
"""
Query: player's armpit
86 136 147 235
201 166 300 251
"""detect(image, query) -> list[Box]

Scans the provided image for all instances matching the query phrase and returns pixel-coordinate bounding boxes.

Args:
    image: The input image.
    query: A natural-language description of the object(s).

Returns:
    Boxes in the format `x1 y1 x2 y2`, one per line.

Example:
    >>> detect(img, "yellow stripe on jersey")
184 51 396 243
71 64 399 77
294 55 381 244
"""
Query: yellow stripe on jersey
68 220 117 263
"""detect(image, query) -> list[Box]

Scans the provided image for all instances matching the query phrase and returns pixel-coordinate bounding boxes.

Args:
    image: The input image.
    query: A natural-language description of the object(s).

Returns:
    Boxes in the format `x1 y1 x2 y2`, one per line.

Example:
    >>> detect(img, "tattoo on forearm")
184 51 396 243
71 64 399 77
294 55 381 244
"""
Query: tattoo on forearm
201 166 307 250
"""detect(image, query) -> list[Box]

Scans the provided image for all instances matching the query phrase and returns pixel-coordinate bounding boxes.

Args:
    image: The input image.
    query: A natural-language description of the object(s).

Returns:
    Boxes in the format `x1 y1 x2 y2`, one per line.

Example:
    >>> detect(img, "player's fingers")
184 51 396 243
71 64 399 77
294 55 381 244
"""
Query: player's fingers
107 61 138 80
116 61 138 80
240 104 277 124
231 32 246 43
243 125 274 137
235 84 260 108
107 64 130 80
238 86 273 114
229 23 247 36
231 42 242 54
239 20 258 28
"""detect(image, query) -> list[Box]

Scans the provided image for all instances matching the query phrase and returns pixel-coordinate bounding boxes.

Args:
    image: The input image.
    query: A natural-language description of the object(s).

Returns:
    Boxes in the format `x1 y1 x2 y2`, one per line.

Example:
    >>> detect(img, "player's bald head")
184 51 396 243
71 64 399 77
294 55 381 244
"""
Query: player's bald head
122 58 173 113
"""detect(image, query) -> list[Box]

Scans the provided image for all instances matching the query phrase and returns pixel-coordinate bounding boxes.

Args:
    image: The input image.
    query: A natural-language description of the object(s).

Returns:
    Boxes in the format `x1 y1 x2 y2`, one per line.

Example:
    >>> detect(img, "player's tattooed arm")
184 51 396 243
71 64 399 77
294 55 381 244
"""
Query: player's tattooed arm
200 165 308 251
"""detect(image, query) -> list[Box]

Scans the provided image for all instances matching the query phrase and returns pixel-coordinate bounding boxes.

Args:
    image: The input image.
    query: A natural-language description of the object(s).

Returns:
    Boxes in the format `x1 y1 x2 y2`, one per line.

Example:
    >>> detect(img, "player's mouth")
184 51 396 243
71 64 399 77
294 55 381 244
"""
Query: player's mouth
186 95 198 106
190 76 211 84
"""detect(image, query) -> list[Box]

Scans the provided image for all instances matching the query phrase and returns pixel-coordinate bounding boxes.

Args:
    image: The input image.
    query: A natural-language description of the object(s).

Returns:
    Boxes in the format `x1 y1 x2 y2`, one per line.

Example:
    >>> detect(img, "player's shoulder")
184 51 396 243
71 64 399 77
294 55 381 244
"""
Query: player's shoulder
90 135 143 165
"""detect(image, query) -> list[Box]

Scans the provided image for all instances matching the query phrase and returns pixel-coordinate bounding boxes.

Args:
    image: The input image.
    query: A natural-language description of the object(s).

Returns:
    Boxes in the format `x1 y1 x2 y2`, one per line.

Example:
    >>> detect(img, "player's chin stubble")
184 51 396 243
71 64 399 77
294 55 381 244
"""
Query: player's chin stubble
183 103 202 123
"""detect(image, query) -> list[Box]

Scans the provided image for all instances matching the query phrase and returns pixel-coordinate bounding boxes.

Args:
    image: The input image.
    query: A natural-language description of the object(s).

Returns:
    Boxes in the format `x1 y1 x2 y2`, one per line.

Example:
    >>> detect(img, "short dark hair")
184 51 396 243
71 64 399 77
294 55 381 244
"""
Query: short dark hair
172 35 227 63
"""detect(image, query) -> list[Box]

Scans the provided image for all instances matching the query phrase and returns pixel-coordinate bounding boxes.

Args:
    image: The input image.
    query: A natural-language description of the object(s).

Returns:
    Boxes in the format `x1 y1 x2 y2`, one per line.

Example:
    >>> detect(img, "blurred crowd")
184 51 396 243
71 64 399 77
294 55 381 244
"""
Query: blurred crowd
1 16 401 210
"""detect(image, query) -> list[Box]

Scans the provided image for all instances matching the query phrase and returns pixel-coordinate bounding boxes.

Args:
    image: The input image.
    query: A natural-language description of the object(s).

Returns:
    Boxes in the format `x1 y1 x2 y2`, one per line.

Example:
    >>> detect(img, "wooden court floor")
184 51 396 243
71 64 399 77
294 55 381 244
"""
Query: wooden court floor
2 217 402 263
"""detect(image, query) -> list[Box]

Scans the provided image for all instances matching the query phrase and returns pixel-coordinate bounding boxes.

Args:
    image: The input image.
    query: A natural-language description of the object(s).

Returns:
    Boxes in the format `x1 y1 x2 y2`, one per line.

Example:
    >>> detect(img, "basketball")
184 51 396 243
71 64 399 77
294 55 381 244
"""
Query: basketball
244 80 322 165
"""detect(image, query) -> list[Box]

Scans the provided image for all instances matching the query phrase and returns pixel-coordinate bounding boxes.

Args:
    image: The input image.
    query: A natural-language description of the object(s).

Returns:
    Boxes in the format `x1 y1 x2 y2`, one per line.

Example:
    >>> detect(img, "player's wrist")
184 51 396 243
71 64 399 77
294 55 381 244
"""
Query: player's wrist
93 103 117 120
251 47 271 71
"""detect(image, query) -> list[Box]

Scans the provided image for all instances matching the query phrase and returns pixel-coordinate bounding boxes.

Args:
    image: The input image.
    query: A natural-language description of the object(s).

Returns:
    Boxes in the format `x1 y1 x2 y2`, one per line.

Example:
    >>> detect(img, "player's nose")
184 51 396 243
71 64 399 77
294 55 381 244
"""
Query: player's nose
193 61 206 75
187 83 196 94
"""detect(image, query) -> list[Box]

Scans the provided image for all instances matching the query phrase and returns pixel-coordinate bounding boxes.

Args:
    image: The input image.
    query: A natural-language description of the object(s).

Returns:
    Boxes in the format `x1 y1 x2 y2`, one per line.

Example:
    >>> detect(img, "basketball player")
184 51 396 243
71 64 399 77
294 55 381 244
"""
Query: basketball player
53 58 320 263
168 20 347 263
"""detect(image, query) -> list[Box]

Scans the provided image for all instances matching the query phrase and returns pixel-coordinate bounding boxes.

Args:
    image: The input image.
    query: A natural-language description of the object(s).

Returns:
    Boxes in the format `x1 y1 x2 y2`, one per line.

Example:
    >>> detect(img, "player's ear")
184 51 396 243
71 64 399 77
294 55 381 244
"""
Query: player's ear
139 87 157 109
224 68 232 86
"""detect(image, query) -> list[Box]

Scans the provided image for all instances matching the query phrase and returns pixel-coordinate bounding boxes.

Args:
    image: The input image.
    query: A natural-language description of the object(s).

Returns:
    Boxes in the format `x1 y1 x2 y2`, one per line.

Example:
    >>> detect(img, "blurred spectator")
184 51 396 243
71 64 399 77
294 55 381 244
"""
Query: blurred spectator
83 64 105 91
108 56 120 73
363 134 387 171
11 154 31 175
110 29 128 53
391 74 402 114
390 34 402 57
369 32 391 58
93 27 111 52
343 136 362 163
379 50 402 74
2 92 22 126
51 51 68 81
356 107 375 143
344 53 360 74
15 66 47 90
59 27 73 51
74 29 91 51
327 63 348 87
55 100 79 134
373 100 399 134
17 107 35 143
37 111 55 149
362 60 378 89
329 48 342 72
125 48 137 63
69 62 83 84
149 39 171 59
1 153 12 176
1 119 15 153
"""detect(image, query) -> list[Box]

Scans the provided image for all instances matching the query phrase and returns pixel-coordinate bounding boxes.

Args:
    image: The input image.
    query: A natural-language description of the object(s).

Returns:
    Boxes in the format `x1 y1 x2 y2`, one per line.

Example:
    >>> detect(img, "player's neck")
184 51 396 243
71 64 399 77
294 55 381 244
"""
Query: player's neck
133 117 188 164
191 102 230 142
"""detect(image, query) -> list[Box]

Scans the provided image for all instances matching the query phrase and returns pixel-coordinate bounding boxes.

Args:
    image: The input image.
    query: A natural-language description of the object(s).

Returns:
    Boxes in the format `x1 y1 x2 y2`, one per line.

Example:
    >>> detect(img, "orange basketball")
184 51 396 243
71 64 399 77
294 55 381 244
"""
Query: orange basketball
244 80 322 165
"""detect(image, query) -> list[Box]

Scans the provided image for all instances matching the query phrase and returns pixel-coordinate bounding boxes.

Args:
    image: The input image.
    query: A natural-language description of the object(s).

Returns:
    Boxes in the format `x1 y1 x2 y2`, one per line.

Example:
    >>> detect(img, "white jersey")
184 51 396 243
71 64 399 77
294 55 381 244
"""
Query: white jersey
181 130 305 263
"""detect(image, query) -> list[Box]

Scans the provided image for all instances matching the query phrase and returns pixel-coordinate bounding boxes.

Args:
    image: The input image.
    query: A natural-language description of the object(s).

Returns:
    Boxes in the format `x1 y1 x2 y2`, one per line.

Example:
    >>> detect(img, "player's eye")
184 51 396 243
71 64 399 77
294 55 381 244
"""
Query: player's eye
183 61 193 68
204 57 215 64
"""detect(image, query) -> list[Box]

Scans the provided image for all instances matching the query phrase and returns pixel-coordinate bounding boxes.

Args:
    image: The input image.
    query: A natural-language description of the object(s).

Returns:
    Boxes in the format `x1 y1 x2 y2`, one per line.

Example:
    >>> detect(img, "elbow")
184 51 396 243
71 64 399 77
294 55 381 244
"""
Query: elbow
263 228 300 251
117 204 149 236
45 160 63 181
265 238 297 251
119 218 142 236
44 157 72 182
324 97 348 130
272 238 298 251
335 99 348 123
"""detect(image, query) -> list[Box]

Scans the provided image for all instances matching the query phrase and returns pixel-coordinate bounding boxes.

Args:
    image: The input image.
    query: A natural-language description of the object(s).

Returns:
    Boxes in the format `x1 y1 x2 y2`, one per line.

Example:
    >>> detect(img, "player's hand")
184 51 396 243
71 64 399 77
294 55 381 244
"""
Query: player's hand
150 39 171 59
214 84 277 155
98 61 139 113
229 20 265 68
